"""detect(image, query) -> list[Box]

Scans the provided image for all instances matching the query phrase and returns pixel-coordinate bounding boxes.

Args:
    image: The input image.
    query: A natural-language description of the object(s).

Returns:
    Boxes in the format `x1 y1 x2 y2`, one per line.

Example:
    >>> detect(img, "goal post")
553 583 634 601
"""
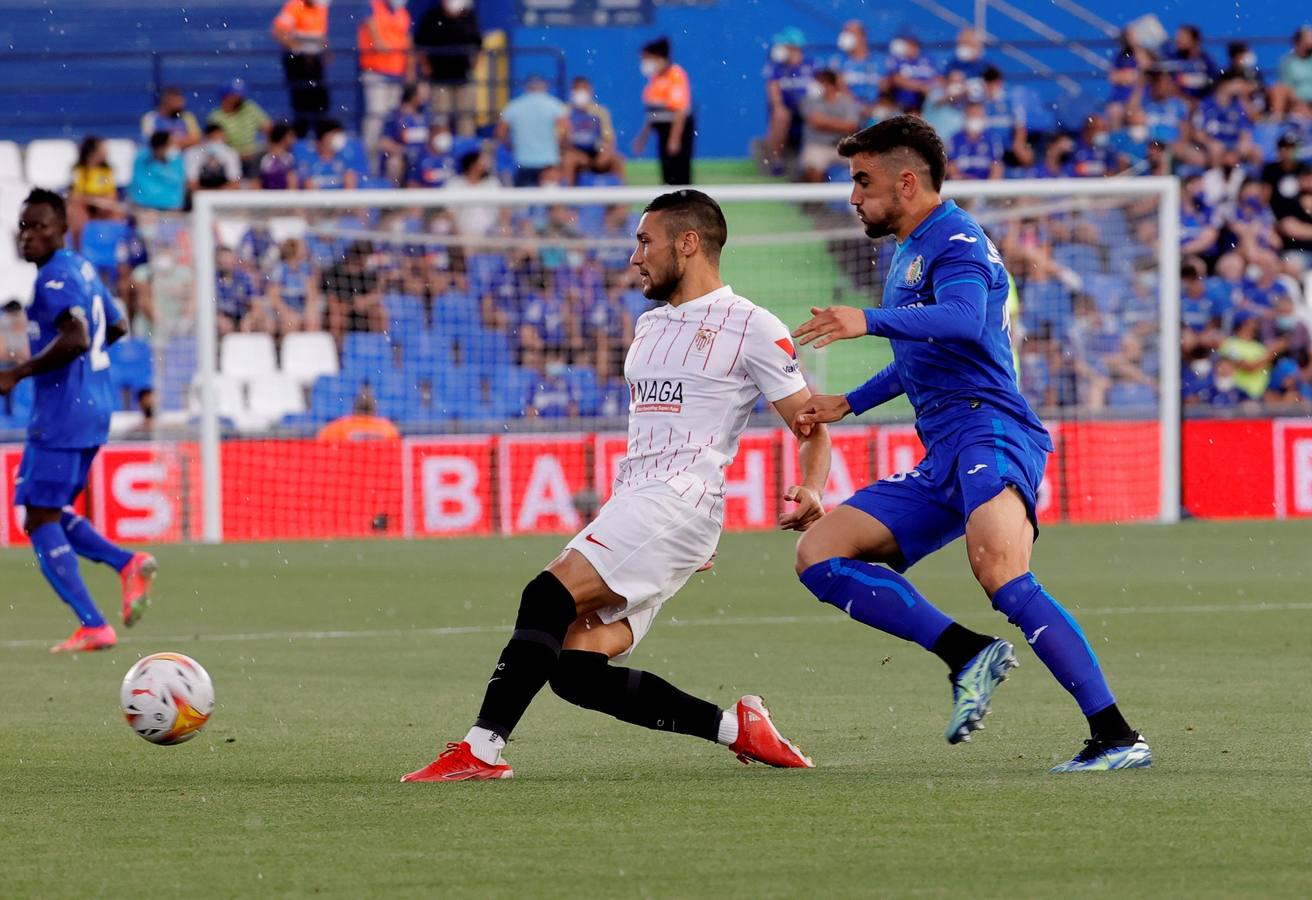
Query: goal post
189 176 1181 543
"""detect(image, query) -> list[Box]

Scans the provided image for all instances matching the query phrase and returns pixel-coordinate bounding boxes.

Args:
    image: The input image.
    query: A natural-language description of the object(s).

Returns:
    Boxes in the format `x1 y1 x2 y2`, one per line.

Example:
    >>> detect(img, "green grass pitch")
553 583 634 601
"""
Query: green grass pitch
2 521 1310 897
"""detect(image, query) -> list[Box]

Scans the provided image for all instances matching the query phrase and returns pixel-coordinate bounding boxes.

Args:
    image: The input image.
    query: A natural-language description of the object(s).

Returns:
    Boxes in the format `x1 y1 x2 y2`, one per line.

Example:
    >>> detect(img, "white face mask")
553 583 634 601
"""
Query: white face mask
1129 125 1149 142
1092 132 1110 147
389 0 407 8
566 251 584 269
1214 374 1236 391
1246 264 1264 281
956 44 979 62
1190 359 1211 376
805 81 824 99
890 38 911 59
432 132 452 153
571 89 591 107
965 116 986 134
837 31 858 53
444 0 469 13
329 132 347 153
1240 52 1257 69
640 58 660 78
770 44 790 64
545 360 567 377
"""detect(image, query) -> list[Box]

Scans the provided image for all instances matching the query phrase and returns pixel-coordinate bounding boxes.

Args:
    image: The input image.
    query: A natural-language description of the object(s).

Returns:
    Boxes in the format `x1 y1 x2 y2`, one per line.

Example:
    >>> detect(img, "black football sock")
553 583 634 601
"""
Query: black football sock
1086 703 1135 742
930 622 996 676
473 571 578 740
550 649 722 743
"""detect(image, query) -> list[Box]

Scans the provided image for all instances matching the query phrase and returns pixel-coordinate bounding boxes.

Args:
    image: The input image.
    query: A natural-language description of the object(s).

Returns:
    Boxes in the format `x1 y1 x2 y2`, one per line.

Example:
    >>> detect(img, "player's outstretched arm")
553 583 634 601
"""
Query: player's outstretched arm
772 387 831 532
0 311 90 394
795 364 904 432
792 305 867 349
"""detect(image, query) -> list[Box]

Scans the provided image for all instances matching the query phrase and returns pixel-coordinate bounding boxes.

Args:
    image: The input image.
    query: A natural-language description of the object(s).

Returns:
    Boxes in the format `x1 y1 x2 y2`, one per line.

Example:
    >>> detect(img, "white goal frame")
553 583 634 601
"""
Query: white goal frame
191 177 1180 541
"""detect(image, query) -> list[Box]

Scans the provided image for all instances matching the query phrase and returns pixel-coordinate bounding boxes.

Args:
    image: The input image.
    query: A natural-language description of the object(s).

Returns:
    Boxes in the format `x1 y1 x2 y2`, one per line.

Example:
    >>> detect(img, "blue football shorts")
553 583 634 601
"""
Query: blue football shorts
13 445 99 509
843 412 1047 572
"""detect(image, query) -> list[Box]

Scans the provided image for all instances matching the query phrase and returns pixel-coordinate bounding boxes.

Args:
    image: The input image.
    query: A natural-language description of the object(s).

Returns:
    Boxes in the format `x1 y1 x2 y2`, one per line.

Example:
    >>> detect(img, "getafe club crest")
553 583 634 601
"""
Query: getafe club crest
904 254 925 286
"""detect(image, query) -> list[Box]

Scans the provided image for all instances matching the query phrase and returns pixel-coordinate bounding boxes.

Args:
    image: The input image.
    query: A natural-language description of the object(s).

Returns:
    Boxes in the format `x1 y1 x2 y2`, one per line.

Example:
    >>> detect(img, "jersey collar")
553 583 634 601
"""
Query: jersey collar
909 200 957 242
673 283 734 310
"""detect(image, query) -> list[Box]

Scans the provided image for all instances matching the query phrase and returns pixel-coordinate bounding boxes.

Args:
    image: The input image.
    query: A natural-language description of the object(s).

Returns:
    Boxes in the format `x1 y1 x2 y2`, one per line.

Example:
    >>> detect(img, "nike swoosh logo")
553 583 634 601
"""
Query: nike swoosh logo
1027 625 1048 645
949 233 978 243
584 533 611 550
967 463 988 475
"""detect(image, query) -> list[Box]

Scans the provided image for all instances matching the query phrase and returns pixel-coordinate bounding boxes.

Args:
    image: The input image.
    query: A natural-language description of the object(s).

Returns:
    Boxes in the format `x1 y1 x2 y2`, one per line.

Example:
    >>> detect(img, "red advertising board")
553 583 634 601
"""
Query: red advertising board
4 419 1312 546
498 435 589 535
405 437 494 536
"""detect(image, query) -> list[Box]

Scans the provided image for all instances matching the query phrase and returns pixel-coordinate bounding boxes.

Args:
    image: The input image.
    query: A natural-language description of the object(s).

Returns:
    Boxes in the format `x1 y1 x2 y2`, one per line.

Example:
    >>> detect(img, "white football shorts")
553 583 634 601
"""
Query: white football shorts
564 482 721 661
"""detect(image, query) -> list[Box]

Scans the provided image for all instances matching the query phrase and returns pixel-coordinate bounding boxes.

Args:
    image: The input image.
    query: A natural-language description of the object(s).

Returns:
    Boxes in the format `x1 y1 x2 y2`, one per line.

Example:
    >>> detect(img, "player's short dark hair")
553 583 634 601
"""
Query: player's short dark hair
643 189 728 263
23 187 66 225
642 37 670 59
837 115 948 191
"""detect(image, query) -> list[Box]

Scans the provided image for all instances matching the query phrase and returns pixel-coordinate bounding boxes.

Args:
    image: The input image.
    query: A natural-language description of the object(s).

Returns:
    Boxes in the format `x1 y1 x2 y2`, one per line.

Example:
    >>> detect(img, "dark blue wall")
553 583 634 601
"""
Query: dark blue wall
0 0 1302 154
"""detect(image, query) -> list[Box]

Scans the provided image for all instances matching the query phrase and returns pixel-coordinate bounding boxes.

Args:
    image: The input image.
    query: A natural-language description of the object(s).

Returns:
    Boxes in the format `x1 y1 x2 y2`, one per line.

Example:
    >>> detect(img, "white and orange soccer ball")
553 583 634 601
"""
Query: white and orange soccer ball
120 652 215 745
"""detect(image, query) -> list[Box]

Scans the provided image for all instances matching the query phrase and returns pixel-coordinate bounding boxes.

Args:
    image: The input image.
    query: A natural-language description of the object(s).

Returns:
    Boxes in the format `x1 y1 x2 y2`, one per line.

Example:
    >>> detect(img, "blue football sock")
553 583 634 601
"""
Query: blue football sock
991 573 1115 716
31 523 106 628
60 510 133 571
800 559 954 650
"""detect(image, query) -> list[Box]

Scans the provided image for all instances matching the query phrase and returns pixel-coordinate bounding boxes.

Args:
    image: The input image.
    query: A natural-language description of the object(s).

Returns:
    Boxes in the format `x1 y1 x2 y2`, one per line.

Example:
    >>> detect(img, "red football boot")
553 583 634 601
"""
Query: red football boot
120 552 157 627
728 695 814 768
400 742 514 782
49 624 117 654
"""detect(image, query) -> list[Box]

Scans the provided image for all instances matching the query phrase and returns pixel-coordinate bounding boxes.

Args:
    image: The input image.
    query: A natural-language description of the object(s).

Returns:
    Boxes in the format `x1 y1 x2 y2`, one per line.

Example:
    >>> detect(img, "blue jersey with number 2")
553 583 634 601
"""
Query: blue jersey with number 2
27 248 121 448
874 200 1051 451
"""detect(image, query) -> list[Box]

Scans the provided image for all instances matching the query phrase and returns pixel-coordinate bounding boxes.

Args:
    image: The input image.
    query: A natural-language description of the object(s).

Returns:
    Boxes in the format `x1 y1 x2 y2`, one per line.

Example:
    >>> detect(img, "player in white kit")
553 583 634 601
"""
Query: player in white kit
403 190 832 781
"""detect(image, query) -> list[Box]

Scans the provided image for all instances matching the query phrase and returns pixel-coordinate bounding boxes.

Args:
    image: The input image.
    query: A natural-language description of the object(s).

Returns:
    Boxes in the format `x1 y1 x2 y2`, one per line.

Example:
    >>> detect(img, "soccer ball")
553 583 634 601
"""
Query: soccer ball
120 652 215 745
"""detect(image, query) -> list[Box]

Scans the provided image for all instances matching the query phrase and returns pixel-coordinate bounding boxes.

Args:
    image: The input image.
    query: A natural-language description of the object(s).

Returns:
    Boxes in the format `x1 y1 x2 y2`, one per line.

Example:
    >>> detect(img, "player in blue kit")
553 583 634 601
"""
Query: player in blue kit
790 118 1151 773
0 190 157 653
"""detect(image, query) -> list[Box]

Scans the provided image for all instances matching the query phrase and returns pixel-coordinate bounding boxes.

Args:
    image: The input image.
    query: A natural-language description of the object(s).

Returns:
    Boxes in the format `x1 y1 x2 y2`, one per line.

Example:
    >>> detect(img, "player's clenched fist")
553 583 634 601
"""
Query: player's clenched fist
795 393 851 431
779 484 823 532
792 305 867 349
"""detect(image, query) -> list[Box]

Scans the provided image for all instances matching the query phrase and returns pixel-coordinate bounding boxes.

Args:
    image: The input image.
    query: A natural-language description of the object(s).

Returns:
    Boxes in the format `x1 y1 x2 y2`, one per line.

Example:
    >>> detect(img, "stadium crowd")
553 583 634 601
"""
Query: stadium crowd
8 11 1312 432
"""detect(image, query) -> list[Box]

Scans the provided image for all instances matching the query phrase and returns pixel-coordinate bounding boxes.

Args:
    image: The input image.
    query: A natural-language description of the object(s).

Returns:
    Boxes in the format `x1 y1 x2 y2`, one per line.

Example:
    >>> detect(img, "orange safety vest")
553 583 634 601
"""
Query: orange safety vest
317 415 400 442
358 0 412 76
273 0 328 40
642 63 692 121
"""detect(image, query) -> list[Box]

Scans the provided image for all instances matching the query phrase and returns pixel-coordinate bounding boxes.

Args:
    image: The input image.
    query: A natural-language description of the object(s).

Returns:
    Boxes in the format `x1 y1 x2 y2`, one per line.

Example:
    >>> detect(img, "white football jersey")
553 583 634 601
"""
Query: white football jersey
616 284 807 521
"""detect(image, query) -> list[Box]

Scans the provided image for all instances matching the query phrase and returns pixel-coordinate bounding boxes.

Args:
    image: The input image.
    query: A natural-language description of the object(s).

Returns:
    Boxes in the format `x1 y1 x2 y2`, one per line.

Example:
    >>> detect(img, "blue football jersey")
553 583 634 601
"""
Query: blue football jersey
26 249 122 448
875 201 1051 449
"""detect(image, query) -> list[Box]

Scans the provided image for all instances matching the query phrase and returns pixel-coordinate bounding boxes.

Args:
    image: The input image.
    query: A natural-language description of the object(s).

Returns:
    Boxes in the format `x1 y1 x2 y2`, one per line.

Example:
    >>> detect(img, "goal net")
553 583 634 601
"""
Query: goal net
93 178 1178 545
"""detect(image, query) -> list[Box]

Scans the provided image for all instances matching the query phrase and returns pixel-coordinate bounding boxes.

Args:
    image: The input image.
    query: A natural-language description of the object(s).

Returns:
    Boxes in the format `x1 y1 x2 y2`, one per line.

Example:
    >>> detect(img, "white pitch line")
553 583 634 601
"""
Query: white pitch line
2 600 1310 651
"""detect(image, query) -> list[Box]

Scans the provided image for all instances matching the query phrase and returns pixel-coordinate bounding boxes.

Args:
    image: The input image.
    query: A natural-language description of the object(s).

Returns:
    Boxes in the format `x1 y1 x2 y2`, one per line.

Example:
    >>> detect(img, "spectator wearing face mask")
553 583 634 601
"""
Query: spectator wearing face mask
562 76 624 184
379 83 432 186
948 102 1004 180
416 0 482 136
358 0 414 163
1180 174 1222 259
297 120 360 190
1220 310 1279 398
760 28 813 175
446 151 504 237
524 355 579 420
1192 73 1258 167
1264 350 1312 407
207 79 272 179
881 32 938 113
830 21 882 114
1027 134 1075 179
1138 69 1189 146
271 0 331 137
414 119 456 187
1229 179 1283 262
944 28 988 97
185 123 243 192
141 87 201 150
259 123 300 190
1274 165 1312 269
1272 26 1312 118
981 66 1031 167
1107 29 1151 111
634 37 694 185
1111 107 1153 169
798 70 862 183
130 132 186 211
1070 115 1119 177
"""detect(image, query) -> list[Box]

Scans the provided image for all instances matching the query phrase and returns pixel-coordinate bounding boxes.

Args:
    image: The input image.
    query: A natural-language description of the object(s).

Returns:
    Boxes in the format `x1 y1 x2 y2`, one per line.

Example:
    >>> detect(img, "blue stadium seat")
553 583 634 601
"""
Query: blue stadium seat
108 337 153 409
309 374 355 422
431 290 480 334
80 220 127 278
382 293 427 340
565 366 599 416
1107 382 1157 408
460 328 513 376
489 367 534 419
401 333 454 381
372 370 416 421
1021 280 1074 332
1053 244 1103 280
465 253 510 298
341 332 395 378
436 366 485 419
